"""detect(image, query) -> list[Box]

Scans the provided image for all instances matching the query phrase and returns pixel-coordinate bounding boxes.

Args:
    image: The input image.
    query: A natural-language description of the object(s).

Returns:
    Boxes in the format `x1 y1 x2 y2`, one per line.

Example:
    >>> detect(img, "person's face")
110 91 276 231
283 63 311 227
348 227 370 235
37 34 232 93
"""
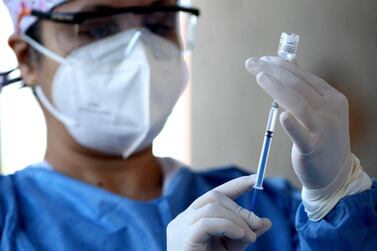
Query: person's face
16 0 177 102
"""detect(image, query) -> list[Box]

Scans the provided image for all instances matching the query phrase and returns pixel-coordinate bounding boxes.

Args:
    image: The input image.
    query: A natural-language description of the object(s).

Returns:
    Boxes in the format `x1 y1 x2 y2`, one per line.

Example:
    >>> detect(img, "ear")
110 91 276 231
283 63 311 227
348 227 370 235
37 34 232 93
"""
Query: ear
8 34 40 86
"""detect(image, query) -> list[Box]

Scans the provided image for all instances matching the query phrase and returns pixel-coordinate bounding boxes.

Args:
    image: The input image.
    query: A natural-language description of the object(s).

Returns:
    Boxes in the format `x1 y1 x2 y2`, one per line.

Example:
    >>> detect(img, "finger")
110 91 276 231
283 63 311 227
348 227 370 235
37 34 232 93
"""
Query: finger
188 203 256 241
214 175 256 200
192 175 256 210
246 57 322 107
260 56 339 97
191 184 263 231
256 72 320 133
221 240 248 251
205 191 265 231
255 218 272 238
190 218 254 244
260 56 292 64
218 220 272 250
280 111 316 153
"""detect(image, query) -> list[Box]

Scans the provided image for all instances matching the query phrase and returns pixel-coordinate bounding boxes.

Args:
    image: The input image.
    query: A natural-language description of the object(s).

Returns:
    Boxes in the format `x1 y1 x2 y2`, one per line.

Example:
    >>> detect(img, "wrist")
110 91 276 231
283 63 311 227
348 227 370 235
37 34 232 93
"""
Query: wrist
301 153 371 221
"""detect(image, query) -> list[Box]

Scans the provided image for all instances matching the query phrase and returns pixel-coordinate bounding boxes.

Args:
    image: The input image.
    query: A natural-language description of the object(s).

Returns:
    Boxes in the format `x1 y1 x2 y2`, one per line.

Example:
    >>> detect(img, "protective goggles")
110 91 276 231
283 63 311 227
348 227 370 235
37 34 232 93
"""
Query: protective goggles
0 69 22 89
1 4 200 89
19 4 199 53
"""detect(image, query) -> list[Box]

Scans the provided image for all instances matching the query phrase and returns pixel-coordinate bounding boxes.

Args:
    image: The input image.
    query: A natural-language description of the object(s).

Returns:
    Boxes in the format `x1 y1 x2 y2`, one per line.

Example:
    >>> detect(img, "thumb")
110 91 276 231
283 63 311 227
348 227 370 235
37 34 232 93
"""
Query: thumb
280 111 315 154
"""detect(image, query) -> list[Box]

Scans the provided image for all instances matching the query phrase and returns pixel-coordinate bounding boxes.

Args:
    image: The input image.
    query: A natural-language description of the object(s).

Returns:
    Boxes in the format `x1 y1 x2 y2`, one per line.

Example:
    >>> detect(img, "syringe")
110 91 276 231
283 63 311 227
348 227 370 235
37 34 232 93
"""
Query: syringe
251 32 300 212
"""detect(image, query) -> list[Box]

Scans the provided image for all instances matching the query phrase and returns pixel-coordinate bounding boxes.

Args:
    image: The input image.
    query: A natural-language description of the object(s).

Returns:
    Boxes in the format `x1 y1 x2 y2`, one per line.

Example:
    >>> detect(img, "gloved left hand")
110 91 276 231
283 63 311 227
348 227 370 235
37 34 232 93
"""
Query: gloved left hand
245 56 371 220
167 175 271 251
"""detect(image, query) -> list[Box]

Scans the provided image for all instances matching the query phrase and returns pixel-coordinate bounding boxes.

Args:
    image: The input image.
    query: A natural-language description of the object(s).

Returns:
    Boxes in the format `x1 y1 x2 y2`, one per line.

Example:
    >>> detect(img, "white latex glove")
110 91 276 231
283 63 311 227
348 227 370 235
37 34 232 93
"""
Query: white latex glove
167 175 271 251
245 56 371 220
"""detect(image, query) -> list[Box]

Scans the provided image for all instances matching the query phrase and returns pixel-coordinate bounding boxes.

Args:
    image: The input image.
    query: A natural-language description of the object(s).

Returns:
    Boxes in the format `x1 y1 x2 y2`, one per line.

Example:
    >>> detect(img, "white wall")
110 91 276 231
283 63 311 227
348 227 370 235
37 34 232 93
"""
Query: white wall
0 3 48 174
191 0 377 187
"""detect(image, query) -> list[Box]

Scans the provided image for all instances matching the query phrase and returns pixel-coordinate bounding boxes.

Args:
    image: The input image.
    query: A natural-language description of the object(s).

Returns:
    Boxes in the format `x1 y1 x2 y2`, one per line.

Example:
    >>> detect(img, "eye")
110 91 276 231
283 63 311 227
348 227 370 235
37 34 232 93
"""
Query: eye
145 22 174 36
143 12 177 37
78 22 120 40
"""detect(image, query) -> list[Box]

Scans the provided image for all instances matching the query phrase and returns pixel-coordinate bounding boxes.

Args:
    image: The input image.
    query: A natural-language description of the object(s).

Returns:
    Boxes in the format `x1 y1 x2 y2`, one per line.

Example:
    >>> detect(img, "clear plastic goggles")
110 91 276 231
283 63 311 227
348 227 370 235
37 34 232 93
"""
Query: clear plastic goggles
25 5 200 55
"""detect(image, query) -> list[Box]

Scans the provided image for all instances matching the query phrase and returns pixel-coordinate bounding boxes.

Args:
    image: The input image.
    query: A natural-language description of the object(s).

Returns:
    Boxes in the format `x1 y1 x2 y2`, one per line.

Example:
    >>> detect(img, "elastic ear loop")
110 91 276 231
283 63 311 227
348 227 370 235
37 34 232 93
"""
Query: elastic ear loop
120 29 150 158
26 29 149 156
21 35 76 127
121 30 149 158
121 103 150 159
24 31 145 136
34 86 77 127
124 29 143 58
22 35 66 64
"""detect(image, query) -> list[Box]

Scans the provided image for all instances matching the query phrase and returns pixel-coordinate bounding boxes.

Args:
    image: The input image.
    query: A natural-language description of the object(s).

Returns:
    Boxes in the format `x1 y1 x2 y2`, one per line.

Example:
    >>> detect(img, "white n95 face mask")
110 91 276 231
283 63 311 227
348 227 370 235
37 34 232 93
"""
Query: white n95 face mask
23 29 188 158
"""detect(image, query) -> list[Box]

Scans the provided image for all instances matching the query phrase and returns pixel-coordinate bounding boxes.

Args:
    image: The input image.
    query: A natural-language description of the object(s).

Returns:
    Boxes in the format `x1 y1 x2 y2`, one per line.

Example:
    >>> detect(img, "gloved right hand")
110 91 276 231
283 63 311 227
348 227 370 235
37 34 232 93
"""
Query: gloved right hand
245 56 371 220
167 175 271 251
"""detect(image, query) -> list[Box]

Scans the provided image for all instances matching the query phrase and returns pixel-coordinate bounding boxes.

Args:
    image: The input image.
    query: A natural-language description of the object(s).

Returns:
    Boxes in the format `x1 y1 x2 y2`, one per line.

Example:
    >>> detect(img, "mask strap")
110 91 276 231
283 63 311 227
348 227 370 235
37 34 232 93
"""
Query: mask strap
34 86 76 127
23 36 76 126
122 67 150 158
21 35 66 64
23 30 143 62
122 129 149 159
125 30 143 58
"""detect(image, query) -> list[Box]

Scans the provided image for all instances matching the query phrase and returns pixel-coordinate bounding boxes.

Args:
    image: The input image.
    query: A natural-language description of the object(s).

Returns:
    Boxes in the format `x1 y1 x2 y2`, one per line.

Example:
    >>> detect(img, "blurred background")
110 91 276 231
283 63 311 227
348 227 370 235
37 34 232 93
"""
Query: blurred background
190 0 377 187
0 0 376 187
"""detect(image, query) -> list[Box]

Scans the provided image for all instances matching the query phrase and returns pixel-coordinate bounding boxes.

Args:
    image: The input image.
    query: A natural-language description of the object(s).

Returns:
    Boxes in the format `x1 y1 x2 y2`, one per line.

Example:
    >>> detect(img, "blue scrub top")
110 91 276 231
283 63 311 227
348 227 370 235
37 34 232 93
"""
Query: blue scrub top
0 164 376 251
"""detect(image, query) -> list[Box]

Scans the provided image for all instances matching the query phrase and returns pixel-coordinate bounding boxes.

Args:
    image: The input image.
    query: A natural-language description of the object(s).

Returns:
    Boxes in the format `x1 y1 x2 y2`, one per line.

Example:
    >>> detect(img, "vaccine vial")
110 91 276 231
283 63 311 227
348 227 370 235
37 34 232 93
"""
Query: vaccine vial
277 32 300 60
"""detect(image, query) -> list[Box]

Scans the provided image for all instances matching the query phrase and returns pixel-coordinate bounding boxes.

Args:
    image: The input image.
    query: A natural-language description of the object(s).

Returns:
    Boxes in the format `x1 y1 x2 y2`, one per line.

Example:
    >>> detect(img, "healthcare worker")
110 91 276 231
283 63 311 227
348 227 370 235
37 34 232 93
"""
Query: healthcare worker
0 0 376 250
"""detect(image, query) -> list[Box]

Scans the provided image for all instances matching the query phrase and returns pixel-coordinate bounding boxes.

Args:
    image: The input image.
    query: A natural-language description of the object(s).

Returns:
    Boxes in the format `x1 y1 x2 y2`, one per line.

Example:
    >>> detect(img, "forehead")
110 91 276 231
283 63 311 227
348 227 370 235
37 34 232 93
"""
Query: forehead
56 0 176 12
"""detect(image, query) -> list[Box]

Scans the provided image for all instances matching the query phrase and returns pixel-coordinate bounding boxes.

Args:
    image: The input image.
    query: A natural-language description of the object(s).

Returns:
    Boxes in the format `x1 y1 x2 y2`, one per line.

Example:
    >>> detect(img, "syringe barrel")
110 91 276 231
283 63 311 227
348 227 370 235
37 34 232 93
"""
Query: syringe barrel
254 105 278 188
251 32 301 210
254 134 273 189
265 103 279 132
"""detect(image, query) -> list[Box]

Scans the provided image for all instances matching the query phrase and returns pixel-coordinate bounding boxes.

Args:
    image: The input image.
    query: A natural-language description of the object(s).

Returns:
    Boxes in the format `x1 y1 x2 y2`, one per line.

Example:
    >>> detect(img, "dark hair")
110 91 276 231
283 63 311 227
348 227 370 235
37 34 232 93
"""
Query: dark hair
25 21 43 43
25 21 43 63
